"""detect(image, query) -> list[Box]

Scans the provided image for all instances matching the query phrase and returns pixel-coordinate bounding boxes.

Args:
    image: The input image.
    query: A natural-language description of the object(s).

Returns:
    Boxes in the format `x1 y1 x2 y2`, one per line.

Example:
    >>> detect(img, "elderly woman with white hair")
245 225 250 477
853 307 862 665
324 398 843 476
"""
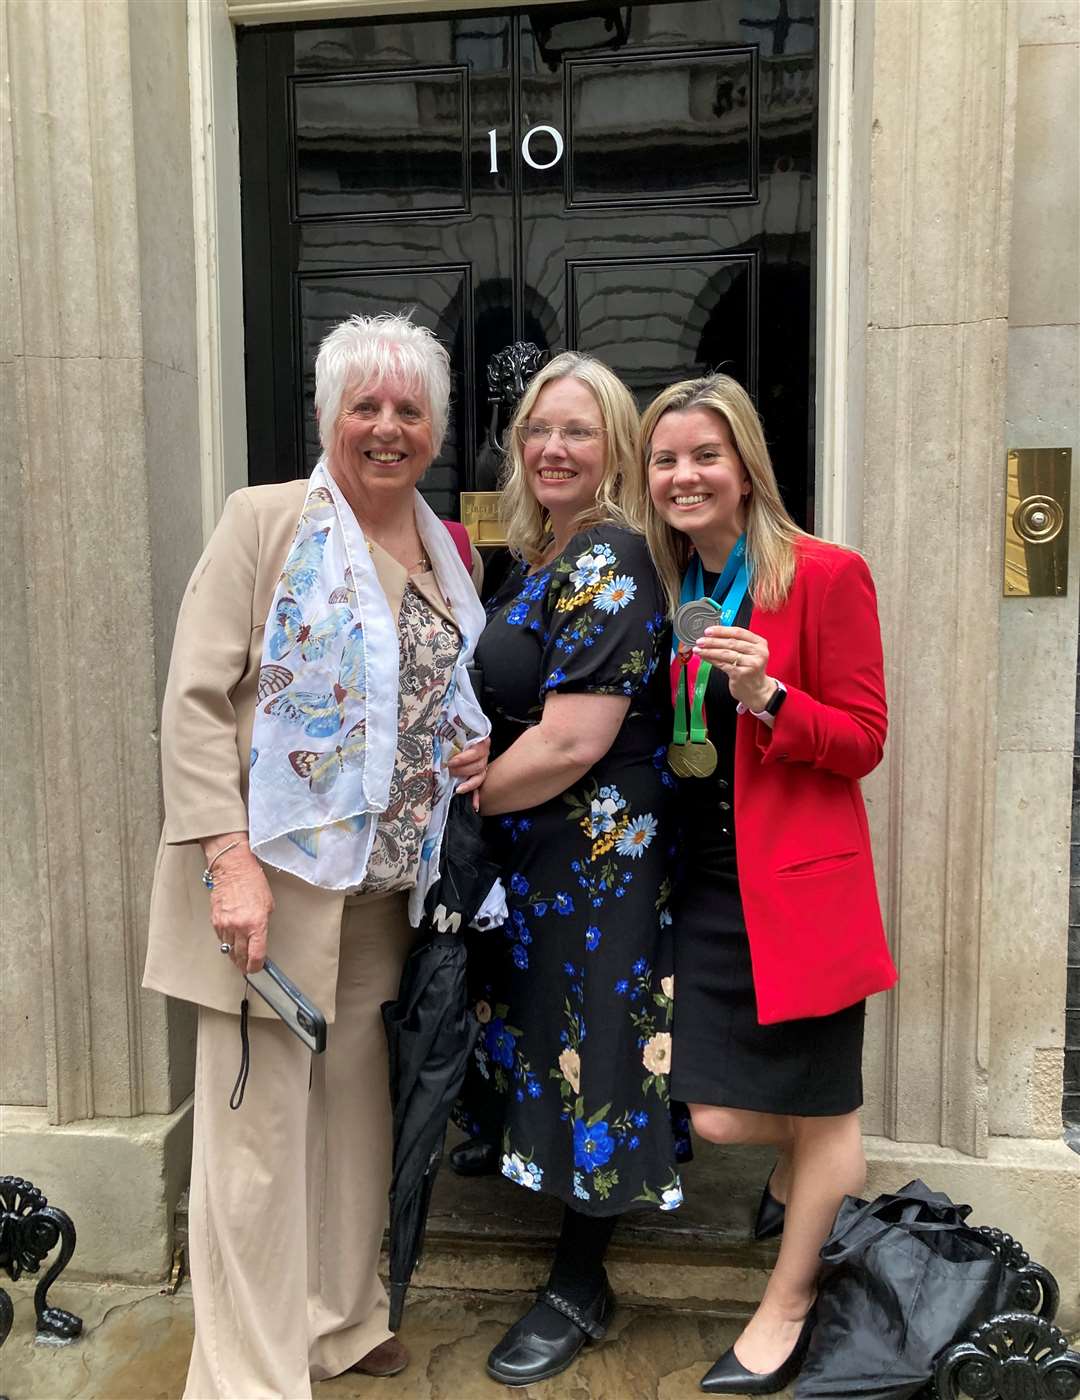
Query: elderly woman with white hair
143 314 490 1398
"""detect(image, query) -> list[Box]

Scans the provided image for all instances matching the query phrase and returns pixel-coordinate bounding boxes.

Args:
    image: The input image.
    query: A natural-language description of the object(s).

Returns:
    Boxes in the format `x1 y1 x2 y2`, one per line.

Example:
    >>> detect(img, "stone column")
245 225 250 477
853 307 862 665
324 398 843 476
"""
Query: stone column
992 0 1080 1143
850 0 1078 1319
855 0 1014 1159
0 0 200 1280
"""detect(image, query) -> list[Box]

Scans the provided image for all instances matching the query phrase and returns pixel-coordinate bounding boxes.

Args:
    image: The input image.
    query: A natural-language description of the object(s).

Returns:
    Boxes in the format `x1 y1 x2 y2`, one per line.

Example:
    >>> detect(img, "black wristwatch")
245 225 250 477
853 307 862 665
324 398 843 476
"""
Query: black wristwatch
756 679 787 717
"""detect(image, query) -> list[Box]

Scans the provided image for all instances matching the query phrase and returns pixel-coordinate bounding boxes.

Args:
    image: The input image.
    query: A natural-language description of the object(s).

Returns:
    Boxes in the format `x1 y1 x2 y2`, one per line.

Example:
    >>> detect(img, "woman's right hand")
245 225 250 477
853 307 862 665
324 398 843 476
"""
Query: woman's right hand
202 836 274 974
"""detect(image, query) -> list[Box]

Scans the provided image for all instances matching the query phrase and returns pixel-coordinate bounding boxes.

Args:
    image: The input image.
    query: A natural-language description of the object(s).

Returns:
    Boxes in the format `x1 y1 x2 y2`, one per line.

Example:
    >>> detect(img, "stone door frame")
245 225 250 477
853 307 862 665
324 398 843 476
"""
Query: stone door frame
189 0 863 548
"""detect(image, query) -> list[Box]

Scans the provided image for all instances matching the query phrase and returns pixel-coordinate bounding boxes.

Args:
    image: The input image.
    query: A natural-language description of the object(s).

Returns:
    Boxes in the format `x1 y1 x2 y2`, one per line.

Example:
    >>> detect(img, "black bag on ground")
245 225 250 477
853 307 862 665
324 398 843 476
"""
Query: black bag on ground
795 1179 1016 1399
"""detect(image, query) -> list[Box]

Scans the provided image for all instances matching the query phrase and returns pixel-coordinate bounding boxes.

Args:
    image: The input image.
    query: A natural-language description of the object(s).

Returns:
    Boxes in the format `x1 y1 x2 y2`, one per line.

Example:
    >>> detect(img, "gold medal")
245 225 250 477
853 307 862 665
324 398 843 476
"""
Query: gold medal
667 738 718 778
667 741 692 777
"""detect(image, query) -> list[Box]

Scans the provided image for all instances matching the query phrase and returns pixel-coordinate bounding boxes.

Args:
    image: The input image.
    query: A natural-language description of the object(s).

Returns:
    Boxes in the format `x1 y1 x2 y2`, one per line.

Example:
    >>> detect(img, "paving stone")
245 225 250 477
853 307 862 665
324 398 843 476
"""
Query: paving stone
0 1279 789 1400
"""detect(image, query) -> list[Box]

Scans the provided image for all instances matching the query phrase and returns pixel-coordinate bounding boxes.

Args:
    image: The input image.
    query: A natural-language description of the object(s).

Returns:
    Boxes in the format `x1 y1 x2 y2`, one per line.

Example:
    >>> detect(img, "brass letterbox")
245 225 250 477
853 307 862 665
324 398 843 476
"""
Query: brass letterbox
460 491 507 548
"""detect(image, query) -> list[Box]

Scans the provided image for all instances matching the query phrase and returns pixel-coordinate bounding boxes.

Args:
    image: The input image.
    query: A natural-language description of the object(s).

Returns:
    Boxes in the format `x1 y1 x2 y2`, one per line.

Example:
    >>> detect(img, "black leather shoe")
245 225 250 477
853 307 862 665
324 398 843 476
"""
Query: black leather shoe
752 1169 786 1241
449 1137 499 1176
700 1308 816 1394
486 1276 615 1386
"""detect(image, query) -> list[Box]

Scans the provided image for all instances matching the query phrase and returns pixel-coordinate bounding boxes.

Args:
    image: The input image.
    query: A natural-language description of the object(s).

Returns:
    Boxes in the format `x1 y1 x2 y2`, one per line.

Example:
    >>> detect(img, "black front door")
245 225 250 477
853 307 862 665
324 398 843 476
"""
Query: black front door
238 1 818 522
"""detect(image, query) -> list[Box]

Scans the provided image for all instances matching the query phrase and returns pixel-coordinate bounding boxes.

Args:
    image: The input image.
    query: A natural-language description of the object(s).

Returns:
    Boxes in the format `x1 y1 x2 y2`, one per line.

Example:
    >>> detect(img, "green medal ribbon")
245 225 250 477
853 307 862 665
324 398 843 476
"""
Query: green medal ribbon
673 644 718 746
668 538 750 777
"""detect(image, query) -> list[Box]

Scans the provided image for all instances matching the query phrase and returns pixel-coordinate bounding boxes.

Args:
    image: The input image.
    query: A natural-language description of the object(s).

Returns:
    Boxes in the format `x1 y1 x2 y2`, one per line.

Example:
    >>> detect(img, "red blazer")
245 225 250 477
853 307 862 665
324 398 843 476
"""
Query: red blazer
730 536 897 1023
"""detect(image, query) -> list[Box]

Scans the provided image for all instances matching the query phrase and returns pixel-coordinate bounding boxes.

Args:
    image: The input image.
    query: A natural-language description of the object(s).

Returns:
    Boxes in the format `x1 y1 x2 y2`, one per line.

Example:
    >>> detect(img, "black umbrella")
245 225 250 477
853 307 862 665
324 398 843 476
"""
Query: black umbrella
381 793 503 1331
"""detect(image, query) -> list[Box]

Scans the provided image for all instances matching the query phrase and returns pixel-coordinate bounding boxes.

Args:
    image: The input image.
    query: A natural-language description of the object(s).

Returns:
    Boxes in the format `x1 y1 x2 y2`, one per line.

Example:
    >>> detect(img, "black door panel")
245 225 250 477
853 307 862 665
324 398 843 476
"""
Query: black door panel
238 1 818 524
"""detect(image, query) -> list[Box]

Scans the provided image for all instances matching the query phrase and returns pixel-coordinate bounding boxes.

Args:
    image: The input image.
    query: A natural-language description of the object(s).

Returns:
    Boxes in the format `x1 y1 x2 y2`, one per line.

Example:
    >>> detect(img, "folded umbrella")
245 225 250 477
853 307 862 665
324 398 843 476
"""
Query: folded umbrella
381 794 504 1331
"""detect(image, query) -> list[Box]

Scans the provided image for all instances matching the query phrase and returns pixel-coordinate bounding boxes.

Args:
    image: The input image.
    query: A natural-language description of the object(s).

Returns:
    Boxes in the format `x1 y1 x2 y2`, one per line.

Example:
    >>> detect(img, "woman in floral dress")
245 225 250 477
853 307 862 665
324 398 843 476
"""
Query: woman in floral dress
456 353 685 1387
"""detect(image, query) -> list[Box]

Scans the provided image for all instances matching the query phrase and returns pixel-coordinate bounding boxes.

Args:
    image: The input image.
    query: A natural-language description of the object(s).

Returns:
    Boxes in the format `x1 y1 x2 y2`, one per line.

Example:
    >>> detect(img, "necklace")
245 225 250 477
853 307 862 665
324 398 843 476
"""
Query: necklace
366 537 429 574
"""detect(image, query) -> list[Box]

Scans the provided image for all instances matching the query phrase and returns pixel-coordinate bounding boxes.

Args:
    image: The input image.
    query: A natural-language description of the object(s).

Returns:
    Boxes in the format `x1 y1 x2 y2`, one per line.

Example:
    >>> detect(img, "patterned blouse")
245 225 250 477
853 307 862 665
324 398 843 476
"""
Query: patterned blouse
360 559 462 895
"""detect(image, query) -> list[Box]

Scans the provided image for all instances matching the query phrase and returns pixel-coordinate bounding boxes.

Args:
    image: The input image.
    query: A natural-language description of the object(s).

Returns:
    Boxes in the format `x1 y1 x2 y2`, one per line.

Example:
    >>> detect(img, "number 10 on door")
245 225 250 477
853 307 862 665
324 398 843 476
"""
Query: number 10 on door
488 126 565 173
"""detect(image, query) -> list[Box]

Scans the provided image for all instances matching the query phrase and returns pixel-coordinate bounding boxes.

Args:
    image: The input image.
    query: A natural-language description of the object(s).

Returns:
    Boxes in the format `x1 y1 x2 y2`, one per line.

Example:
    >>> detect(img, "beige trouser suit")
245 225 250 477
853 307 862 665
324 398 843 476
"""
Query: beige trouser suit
185 892 414 1399
143 482 462 1399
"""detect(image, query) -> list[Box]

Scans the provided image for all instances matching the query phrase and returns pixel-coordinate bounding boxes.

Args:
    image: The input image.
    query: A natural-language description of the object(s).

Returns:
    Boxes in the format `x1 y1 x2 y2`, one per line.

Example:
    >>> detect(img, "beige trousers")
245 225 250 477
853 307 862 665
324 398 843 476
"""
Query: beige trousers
184 893 415 1400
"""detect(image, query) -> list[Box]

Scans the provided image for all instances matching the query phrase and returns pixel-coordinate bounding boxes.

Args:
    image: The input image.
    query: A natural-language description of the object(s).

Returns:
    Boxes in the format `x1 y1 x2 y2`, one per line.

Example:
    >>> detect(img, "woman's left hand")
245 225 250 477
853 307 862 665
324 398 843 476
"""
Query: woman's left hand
694 625 775 713
449 736 491 802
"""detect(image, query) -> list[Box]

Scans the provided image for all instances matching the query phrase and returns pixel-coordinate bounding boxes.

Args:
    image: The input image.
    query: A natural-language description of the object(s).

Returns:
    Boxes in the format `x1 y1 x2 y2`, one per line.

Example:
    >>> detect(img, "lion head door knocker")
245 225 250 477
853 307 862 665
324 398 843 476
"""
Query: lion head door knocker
474 341 547 491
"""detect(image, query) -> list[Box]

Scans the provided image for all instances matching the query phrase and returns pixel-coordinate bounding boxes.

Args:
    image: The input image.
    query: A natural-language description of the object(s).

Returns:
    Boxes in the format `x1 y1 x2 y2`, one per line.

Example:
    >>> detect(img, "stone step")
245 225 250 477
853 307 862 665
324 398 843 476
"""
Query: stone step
172 1133 780 1314
410 1131 778 1313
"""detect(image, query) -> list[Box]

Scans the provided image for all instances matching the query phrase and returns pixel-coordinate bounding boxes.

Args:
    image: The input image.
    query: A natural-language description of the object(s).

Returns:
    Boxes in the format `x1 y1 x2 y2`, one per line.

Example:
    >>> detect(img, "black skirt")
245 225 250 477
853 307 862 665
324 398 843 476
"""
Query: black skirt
669 845 865 1115
667 582 865 1117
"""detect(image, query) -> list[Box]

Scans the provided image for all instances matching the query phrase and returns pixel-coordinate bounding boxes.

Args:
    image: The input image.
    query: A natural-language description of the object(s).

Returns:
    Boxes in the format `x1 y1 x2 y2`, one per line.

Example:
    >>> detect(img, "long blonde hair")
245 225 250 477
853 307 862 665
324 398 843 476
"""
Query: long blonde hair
500 352 644 563
640 376 807 613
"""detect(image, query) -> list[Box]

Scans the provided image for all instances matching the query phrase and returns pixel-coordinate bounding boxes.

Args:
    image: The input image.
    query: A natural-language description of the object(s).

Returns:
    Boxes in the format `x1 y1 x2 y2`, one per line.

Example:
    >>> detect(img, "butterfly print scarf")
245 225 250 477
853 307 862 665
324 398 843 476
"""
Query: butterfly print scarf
247 459 488 896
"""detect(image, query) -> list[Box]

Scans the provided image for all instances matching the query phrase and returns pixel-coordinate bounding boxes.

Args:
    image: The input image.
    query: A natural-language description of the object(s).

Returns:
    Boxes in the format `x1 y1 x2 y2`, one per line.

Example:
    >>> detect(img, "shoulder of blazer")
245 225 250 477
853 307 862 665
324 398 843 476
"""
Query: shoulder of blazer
216 481 308 569
228 480 309 529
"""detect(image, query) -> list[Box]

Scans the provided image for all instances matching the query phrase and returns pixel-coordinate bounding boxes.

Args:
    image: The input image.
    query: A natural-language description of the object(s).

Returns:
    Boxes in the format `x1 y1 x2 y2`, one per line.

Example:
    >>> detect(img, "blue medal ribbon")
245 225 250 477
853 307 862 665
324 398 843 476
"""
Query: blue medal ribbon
681 533 750 623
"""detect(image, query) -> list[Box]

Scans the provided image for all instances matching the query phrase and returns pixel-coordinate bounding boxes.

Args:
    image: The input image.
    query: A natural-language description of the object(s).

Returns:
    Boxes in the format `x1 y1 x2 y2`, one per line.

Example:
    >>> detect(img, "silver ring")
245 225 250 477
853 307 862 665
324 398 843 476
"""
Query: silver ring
219 942 233 955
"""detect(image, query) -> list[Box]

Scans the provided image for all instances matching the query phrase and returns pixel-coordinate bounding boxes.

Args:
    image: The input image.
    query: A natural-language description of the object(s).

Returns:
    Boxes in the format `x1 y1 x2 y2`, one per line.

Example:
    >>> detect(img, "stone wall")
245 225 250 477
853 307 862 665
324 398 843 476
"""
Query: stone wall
995 0 1079 1139
0 0 198 1280
856 0 1014 1157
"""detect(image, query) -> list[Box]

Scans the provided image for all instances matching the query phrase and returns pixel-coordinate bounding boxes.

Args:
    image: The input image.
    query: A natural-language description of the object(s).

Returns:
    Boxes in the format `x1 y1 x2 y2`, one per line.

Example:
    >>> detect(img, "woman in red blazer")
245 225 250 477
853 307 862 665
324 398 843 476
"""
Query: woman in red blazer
641 375 897 1395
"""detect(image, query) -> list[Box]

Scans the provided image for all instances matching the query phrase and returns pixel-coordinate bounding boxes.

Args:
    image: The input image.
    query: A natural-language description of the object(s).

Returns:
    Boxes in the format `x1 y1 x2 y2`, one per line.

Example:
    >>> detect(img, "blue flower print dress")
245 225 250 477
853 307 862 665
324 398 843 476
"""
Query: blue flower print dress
455 525 687 1216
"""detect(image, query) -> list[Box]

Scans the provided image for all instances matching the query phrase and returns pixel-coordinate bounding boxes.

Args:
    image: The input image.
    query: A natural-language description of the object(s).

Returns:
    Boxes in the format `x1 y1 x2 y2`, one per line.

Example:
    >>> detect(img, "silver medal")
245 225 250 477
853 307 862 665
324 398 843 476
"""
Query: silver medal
674 598 722 647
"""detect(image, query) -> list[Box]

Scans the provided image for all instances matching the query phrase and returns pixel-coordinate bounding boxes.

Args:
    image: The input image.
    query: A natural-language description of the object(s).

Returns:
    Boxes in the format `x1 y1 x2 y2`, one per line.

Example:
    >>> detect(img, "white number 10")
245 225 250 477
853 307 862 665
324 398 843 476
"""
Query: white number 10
487 125 565 174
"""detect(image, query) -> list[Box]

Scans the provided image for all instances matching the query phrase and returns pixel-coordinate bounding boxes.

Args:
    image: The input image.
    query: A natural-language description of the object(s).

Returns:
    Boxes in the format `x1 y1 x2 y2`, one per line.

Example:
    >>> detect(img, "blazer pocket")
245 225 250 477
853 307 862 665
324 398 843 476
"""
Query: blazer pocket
776 850 860 878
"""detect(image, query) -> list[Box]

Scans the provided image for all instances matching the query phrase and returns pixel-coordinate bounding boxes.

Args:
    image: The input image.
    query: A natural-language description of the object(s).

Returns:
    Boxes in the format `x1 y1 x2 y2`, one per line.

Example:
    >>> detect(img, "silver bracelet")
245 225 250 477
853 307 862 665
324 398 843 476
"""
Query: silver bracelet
201 839 243 890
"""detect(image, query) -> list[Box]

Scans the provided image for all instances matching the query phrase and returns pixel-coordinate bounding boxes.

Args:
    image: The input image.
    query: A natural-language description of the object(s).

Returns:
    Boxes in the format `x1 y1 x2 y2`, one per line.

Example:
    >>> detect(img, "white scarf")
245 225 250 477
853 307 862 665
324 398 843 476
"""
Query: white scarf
247 459 489 906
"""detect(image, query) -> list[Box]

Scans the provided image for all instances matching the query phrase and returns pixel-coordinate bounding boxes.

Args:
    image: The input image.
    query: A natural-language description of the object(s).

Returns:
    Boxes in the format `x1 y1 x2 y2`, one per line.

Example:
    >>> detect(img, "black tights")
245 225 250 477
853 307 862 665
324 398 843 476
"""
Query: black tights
547 1204 618 1306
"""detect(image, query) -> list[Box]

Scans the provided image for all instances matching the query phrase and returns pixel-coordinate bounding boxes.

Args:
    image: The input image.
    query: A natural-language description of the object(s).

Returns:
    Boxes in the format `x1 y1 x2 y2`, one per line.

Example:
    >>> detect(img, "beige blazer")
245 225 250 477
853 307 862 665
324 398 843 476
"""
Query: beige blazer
142 481 458 1022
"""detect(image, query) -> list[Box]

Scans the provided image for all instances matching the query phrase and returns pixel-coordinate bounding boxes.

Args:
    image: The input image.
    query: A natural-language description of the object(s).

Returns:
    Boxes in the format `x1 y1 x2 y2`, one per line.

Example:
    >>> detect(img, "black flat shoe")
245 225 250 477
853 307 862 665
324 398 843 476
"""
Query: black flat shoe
449 1137 499 1176
486 1276 615 1387
753 1169 786 1241
700 1308 816 1395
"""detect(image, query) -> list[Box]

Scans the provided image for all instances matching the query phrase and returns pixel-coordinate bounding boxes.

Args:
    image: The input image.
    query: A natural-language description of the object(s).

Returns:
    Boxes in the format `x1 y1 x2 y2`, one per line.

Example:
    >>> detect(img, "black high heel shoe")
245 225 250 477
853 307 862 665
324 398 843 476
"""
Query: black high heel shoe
449 1136 499 1176
753 1169 786 1241
486 1273 615 1386
700 1307 816 1395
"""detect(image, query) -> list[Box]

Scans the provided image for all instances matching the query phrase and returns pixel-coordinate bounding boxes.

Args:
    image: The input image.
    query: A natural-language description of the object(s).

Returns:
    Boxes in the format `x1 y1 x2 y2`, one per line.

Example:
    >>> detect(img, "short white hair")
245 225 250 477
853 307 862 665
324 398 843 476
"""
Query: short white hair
314 313 452 455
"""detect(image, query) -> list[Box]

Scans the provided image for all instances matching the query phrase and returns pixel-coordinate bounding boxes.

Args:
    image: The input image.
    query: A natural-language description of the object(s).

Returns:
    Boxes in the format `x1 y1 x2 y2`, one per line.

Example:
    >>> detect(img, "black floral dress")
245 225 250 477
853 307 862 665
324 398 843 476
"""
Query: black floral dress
455 525 688 1216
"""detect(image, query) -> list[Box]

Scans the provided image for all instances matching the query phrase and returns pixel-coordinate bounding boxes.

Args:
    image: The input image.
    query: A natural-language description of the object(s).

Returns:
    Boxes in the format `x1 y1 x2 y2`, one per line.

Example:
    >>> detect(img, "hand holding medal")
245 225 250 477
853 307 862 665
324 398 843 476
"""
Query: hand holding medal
668 536 751 777
692 623 772 713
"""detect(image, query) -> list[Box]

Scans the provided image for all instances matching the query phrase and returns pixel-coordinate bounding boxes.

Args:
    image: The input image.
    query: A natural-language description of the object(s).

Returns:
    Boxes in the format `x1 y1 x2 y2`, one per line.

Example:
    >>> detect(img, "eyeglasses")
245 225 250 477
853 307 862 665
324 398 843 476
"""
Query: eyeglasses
515 421 606 446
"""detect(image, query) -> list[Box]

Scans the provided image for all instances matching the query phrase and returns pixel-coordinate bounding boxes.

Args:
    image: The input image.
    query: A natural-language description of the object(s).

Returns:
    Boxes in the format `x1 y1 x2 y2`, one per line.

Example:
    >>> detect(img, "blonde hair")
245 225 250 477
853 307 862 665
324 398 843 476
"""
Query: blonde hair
500 352 644 564
640 375 807 614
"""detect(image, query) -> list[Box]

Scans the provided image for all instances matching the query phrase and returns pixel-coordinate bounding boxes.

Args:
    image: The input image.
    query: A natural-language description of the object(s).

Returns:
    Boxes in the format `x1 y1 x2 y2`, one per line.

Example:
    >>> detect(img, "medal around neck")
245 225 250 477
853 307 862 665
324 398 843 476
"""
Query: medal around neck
674 597 723 648
668 651 720 779
668 540 749 780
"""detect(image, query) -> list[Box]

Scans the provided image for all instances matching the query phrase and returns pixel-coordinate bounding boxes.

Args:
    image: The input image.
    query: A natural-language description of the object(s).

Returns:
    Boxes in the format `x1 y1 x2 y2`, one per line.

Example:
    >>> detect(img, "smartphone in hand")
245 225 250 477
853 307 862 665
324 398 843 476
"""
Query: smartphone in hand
245 958 327 1054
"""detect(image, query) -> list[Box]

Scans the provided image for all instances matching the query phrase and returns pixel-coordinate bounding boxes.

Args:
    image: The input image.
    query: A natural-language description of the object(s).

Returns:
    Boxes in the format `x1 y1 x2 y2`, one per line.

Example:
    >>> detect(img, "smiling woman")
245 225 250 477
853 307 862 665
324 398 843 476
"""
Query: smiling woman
332 384 435 503
452 352 688 1390
142 313 492 1399
497 350 644 566
640 374 896 1395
